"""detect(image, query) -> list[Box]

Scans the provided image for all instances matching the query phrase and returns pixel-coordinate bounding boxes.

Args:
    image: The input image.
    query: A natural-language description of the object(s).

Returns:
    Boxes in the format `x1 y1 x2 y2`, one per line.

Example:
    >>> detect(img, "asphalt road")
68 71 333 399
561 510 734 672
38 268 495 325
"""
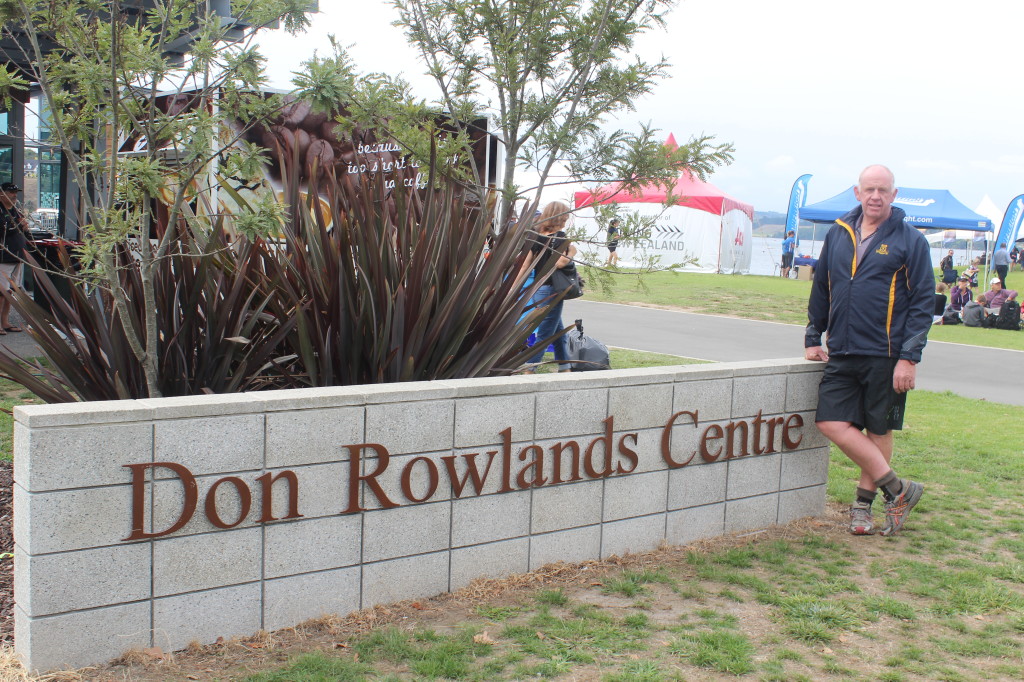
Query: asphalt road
2 301 1019 407
564 299 1024 407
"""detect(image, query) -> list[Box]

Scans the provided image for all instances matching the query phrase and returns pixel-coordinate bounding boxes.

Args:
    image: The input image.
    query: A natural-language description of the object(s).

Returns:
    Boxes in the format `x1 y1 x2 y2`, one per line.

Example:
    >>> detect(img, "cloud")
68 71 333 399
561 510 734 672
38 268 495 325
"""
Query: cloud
905 159 959 172
764 155 796 169
969 156 1024 175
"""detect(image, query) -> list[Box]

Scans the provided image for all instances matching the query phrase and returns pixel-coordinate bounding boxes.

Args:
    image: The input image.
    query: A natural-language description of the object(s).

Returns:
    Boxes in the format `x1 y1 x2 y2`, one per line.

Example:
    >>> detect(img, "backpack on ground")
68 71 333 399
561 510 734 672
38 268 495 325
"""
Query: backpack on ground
993 299 1022 331
566 319 610 371
941 306 961 325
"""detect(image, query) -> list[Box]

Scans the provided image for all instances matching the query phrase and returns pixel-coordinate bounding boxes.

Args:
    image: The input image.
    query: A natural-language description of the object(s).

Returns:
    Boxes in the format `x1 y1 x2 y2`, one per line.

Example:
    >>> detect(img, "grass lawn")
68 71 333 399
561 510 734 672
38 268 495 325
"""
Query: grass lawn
581 270 1024 352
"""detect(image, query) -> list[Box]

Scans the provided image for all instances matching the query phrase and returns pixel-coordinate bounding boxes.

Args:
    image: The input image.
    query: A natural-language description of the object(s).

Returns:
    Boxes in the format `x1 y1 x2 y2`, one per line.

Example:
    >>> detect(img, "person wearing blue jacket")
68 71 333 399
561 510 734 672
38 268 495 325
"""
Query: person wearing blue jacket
805 165 933 537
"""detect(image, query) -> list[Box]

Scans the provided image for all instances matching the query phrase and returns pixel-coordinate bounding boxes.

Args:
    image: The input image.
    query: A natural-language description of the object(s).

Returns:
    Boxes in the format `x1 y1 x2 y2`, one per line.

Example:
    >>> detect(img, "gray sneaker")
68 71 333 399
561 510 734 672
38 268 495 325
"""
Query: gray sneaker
880 480 924 537
849 501 875 535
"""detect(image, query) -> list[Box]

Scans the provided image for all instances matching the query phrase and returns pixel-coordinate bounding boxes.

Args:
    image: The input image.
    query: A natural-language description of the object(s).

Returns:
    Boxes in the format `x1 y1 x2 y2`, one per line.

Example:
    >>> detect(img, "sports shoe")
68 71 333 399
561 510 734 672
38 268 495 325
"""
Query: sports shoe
880 479 924 536
849 501 875 535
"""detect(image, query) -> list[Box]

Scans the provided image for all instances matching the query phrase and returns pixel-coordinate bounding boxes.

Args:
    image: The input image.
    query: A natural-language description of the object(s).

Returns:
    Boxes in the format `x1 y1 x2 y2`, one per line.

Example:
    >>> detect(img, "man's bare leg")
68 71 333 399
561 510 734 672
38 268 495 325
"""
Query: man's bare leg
816 421 892 482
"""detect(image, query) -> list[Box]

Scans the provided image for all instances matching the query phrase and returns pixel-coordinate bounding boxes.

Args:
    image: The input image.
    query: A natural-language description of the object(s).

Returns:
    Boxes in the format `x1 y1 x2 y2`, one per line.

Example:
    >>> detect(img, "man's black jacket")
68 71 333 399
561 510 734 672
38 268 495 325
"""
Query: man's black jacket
805 205 934 363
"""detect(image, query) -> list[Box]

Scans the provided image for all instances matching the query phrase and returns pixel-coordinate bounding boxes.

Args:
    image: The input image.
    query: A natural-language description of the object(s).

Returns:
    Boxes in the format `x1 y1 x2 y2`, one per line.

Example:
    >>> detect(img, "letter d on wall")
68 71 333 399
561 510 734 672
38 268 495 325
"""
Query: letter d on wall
123 462 198 541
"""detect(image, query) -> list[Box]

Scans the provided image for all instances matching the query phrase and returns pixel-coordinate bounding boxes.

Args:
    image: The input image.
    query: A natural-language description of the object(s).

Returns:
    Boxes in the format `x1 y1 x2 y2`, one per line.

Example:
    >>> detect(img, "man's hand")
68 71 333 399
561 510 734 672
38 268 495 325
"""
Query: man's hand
893 359 917 393
805 346 828 362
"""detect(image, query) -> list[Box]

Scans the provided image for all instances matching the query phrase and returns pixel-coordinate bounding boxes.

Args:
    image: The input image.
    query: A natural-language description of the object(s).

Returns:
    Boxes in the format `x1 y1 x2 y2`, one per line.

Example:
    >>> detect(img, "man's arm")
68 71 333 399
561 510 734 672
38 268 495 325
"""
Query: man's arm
805 232 831 356
898 233 936 365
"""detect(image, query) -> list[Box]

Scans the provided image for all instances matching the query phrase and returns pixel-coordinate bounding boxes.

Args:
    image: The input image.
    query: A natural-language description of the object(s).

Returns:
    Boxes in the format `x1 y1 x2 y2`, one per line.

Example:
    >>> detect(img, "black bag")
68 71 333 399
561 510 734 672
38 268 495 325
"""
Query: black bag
550 263 584 300
566 319 609 371
941 306 961 325
941 269 957 285
993 299 1022 330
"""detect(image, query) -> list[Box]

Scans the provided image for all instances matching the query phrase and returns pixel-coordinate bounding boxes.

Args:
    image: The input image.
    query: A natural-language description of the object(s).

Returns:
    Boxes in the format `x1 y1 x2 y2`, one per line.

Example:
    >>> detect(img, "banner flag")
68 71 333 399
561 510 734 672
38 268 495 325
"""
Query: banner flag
785 174 812 245
995 194 1024 249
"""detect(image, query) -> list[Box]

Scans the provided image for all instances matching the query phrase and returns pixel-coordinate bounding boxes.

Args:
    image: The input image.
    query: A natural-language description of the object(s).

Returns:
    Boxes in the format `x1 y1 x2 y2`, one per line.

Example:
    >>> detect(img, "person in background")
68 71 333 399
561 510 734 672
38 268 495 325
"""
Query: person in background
781 229 796 278
939 249 954 273
805 165 930 538
933 282 948 324
978 277 1017 312
522 201 576 373
964 259 980 292
949 275 972 312
993 242 1010 288
1010 245 1019 271
0 181 30 335
605 218 620 267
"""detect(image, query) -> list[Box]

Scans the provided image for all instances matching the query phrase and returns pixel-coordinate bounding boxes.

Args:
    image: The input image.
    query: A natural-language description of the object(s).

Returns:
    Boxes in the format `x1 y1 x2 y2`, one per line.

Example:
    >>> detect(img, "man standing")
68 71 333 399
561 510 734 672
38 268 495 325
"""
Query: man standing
805 165 933 537
992 242 1010 288
780 229 796 278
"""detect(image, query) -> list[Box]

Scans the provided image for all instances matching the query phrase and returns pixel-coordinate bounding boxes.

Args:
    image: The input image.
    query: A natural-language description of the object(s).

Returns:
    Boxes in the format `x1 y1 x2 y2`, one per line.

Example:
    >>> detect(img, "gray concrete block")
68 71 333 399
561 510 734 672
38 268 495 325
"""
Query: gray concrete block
452 490 530 547
446 375 544 398
725 494 779 533
151 471 259 538
362 551 449 607
14 483 140 555
15 543 150 617
733 374 787 419
362 501 450 562
249 386 366 412
365 400 454 455
603 470 668 521
153 527 261 597
358 452 452 511
264 462 348 520
140 392 262 418
661 413 738 468
534 388 608 439
15 601 151 673
263 567 361 631
455 394 535 448
529 526 601 569
153 583 261 653
785 369 823 412
727 454 781 500
264 515 362 579
14 399 153 429
450 538 529 590
601 514 666 558
360 381 458 404
531 479 603 534
16 422 153 493
265 407 364 467
622 428 669 474
153 414 263 478
780 448 830 490
666 503 725 546
608 382 673 430
667 461 727 510
673 378 732 421
778 485 826 524
794 411 830 449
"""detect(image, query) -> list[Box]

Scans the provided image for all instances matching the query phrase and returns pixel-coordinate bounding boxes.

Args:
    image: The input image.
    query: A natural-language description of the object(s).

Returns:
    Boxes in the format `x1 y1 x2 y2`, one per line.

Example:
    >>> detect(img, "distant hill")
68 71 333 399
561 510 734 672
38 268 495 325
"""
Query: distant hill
753 210 821 239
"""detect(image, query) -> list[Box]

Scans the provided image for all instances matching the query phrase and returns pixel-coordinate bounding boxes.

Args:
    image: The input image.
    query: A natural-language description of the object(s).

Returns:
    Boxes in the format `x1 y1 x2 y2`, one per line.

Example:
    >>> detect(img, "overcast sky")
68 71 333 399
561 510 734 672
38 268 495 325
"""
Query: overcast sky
257 0 1024 218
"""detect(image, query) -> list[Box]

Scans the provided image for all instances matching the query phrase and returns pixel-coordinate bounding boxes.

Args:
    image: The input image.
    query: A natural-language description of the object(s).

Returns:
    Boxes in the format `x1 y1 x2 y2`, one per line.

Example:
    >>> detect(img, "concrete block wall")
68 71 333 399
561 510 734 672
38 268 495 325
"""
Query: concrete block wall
14 359 828 671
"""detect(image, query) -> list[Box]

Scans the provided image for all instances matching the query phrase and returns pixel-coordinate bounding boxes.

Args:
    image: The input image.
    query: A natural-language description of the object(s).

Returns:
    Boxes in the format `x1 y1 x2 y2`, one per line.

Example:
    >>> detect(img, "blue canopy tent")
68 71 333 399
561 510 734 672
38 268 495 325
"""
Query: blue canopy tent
799 186 994 231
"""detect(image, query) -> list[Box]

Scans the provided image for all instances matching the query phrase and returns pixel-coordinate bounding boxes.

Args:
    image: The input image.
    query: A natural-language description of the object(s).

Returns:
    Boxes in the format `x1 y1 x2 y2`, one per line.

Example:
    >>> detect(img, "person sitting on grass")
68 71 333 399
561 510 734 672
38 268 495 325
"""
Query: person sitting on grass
933 282 948 324
978 277 1017 312
950 275 972 312
961 295 988 327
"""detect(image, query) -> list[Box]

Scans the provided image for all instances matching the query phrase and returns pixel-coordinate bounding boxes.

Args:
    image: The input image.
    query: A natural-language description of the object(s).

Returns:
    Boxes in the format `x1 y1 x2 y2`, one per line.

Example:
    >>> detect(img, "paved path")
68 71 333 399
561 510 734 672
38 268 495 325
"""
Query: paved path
564 299 1024 407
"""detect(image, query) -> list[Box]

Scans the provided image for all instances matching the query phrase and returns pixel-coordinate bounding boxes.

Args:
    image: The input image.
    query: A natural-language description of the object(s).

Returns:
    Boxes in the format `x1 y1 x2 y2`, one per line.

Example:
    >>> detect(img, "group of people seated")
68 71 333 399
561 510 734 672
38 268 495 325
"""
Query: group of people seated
934 274 1019 328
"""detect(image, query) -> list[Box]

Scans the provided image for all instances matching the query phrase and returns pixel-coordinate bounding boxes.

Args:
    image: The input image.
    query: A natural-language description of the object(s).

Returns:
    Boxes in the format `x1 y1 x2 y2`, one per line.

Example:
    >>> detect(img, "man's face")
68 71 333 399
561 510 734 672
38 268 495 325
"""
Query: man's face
991 282 1002 293
0 190 14 206
948 250 954 256
854 167 897 222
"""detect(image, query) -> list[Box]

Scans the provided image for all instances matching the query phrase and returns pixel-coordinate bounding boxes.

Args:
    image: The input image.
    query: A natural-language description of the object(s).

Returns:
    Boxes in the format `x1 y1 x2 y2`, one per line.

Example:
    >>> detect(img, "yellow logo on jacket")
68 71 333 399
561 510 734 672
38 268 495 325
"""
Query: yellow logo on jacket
875 244 889 255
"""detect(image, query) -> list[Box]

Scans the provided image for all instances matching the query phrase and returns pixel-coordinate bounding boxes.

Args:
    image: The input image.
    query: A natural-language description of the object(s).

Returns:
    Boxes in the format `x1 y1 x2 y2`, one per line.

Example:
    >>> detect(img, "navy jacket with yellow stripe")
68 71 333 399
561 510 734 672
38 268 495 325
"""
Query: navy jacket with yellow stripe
805 205 934 363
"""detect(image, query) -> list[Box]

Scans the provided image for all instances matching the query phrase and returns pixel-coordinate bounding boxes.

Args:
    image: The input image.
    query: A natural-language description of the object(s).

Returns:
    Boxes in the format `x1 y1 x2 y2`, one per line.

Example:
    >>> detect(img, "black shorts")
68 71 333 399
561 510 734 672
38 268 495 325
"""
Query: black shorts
607 241 618 253
781 252 794 268
815 355 906 435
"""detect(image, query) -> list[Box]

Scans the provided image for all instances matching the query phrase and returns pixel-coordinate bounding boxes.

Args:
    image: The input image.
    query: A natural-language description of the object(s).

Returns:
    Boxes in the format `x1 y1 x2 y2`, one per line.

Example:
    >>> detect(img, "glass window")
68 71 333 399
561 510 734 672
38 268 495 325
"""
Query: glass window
0 145 12 185
39 149 61 209
0 111 8 136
